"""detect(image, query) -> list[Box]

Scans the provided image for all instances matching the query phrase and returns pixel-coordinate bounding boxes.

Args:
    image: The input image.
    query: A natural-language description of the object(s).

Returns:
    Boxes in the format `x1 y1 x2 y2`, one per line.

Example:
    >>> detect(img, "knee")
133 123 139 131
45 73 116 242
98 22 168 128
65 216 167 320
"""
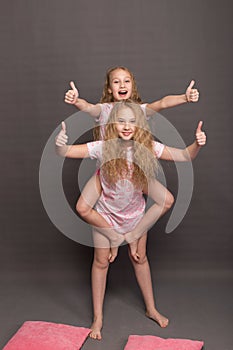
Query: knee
76 199 91 218
93 255 109 270
164 191 174 210
129 250 148 265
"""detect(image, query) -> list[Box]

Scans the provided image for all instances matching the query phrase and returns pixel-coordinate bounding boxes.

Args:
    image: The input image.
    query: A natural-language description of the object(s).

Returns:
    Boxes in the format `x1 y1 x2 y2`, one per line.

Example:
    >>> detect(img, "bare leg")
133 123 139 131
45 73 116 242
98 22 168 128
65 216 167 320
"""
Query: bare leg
125 178 174 258
77 174 124 261
89 231 111 340
128 233 169 328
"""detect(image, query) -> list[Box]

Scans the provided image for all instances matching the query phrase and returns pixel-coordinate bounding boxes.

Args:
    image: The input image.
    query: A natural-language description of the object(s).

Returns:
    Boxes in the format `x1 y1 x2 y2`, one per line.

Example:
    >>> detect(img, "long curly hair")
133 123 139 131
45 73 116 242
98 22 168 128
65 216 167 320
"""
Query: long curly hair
100 66 142 103
94 66 142 140
101 101 159 189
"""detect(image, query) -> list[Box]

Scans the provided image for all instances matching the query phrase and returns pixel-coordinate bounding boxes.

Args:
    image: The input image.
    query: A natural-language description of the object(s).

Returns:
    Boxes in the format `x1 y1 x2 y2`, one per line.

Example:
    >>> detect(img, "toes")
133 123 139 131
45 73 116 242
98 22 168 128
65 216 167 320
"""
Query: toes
89 331 102 340
108 254 116 263
132 253 140 262
109 247 119 262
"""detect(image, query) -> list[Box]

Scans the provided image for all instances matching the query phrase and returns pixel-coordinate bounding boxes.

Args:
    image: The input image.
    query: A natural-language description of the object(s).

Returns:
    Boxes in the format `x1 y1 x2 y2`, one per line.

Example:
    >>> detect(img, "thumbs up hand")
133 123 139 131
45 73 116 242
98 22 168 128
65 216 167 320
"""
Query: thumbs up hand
55 121 68 147
195 121 206 146
186 80 199 102
64 81 79 104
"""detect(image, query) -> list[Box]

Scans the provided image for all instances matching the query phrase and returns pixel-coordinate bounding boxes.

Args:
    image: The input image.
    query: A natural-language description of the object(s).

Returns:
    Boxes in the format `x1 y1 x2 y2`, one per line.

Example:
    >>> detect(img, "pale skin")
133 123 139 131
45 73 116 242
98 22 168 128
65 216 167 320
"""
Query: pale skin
56 111 206 261
64 69 200 260
64 69 200 115
55 110 206 340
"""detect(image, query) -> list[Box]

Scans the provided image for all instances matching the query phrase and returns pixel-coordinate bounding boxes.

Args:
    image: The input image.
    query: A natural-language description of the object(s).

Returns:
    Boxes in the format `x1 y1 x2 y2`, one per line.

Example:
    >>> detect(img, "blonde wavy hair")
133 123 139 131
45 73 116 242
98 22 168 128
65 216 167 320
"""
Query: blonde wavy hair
94 66 142 140
100 66 142 103
101 101 159 189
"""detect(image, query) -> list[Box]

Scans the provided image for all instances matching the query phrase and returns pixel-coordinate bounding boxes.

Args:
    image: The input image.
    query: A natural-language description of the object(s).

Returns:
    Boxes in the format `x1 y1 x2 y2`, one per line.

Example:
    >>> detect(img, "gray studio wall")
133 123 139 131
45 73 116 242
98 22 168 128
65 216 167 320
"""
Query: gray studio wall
1 0 232 274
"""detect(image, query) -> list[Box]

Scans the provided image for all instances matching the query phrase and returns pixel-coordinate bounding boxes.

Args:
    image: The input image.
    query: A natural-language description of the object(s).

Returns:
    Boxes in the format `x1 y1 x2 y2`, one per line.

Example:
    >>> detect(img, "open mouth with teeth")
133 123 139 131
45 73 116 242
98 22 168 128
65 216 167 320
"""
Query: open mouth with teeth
118 90 128 97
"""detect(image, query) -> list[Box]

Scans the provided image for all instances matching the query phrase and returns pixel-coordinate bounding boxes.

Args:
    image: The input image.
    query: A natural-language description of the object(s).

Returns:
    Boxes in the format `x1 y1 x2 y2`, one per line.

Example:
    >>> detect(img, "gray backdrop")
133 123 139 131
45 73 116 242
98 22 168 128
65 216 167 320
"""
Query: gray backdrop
0 1 232 349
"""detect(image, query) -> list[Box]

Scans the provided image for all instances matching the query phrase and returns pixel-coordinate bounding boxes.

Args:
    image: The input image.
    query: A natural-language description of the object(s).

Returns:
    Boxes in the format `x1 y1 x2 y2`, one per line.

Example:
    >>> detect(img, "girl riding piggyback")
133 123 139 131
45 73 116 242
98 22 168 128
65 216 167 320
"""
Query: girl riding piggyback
63 66 200 261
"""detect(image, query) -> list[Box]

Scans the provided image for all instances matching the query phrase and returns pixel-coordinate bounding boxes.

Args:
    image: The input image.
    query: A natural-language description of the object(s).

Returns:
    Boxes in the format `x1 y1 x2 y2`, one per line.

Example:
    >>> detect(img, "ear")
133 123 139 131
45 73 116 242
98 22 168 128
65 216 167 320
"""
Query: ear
108 88 112 94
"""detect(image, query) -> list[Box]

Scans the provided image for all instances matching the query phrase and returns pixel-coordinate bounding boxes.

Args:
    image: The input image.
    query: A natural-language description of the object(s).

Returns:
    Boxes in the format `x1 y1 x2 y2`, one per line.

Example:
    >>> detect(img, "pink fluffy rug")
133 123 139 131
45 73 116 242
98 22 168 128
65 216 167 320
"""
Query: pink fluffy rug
3 321 91 350
124 335 204 350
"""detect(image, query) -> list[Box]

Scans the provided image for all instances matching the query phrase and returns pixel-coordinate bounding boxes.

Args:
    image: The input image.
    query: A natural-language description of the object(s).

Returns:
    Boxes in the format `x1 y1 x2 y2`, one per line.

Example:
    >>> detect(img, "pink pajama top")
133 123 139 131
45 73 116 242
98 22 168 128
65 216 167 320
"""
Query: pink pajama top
87 140 165 234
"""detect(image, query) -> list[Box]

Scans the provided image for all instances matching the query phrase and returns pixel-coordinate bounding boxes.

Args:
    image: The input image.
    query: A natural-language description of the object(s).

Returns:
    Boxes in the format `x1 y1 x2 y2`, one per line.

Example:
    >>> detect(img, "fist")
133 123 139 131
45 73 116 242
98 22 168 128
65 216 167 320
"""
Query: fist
186 80 199 102
55 121 68 146
195 121 206 146
64 81 79 104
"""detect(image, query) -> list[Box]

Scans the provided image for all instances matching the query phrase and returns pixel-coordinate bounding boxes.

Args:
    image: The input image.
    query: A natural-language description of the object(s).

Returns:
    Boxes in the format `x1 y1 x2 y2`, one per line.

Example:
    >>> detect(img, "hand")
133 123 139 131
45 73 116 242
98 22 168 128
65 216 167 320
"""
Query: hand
55 121 68 146
64 81 79 104
186 80 199 102
195 121 206 146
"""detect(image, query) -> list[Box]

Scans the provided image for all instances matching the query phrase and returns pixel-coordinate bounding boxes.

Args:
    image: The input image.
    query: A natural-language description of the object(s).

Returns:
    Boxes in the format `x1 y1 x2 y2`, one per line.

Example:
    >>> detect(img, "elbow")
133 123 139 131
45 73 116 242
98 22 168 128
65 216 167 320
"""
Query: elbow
188 153 195 161
183 149 194 162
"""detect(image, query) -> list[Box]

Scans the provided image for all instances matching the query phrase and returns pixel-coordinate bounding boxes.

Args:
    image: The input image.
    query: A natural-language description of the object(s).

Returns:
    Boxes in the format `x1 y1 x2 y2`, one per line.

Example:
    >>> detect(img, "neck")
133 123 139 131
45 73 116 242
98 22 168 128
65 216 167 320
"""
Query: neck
118 138 134 147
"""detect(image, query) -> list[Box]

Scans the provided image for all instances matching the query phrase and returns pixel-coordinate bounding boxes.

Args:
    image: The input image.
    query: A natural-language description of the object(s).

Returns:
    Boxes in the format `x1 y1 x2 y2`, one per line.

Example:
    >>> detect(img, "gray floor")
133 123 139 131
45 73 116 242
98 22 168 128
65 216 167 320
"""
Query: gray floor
1 242 232 350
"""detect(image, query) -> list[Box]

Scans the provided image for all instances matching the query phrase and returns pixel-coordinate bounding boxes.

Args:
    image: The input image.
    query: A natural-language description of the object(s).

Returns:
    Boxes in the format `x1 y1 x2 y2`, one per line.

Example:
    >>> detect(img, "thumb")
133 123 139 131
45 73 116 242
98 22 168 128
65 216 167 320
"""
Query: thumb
70 81 77 91
61 121 66 133
196 121 203 132
188 80 195 90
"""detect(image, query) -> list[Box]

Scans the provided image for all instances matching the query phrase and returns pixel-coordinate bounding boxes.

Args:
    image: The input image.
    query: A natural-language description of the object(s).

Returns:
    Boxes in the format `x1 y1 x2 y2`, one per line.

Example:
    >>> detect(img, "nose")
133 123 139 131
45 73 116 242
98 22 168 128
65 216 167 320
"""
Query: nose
123 122 130 129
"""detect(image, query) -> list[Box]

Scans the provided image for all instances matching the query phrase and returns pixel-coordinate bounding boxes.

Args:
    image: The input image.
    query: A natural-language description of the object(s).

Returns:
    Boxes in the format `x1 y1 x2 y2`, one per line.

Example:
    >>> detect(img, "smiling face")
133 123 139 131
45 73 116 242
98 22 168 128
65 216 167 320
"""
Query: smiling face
108 69 133 101
115 107 136 140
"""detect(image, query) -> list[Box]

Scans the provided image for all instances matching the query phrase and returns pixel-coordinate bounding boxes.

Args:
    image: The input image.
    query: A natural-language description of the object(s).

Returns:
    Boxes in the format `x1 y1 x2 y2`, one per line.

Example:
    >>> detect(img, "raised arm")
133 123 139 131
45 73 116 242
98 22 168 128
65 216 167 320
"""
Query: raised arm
146 80 199 115
160 121 206 162
55 121 90 158
64 81 101 117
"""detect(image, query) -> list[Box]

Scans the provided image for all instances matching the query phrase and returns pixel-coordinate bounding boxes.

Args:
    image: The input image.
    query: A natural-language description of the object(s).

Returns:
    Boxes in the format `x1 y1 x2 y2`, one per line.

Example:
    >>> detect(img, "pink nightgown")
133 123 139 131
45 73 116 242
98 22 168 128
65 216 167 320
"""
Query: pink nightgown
87 140 164 234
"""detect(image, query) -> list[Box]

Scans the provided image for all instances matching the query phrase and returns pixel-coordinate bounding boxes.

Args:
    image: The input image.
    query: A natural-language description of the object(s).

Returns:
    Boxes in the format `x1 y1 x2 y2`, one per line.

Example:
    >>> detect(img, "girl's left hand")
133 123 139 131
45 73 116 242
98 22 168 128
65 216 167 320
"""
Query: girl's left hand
186 80 199 102
195 121 206 146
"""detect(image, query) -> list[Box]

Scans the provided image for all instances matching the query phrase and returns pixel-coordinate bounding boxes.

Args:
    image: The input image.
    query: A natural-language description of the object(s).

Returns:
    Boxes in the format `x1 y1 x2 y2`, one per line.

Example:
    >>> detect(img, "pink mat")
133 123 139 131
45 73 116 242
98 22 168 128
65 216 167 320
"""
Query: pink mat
3 321 91 350
124 335 204 350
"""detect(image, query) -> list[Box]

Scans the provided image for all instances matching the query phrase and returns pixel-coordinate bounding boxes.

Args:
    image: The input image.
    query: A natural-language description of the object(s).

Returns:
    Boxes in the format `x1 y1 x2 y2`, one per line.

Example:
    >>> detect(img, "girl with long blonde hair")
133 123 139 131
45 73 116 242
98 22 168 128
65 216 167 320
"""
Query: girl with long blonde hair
55 100 206 340
64 66 199 261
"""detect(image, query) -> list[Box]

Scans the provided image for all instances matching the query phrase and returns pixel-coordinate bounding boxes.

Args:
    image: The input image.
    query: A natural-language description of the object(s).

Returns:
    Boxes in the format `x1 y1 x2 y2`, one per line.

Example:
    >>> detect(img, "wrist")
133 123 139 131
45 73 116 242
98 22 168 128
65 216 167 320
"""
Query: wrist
183 93 189 103
74 97 80 106
56 144 69 157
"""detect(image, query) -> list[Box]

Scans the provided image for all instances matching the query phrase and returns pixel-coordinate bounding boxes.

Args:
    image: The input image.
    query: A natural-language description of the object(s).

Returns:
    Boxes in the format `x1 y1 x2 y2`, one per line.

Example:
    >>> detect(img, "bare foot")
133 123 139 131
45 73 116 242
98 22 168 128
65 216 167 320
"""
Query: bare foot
124 232 140 262
128 241 140 262
89 318 103 340
108 246 119 263
108 235 125 262
146 309 169 328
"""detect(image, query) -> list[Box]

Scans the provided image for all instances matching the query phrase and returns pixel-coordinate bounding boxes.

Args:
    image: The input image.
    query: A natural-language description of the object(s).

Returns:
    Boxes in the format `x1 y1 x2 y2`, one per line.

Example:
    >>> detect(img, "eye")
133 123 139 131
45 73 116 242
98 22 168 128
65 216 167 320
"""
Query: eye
118 119 125 124
113 80 119 84
130 119 136 124
125 79 131 83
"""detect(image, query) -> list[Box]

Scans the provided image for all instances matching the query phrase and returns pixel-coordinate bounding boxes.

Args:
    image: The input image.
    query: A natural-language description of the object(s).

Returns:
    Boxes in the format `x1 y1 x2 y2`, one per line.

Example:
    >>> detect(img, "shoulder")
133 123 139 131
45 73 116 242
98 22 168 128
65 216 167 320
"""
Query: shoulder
153 141 165 158
139 103 147 113
95 103 113 123
87 140 103 159
139 103 154 119
100 103 113 112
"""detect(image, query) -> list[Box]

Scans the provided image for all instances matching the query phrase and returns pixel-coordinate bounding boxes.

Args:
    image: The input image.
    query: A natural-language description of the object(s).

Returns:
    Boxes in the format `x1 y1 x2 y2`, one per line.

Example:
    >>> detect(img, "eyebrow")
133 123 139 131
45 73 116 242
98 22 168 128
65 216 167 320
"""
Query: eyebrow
117 117 136 121
111 75 131 80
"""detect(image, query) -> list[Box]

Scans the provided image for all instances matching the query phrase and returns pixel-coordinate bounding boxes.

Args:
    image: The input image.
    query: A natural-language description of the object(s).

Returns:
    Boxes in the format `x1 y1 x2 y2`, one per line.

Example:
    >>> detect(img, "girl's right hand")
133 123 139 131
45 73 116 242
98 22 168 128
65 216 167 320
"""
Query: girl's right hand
55 122 68 146
64 81 79 104
195 121 206 146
